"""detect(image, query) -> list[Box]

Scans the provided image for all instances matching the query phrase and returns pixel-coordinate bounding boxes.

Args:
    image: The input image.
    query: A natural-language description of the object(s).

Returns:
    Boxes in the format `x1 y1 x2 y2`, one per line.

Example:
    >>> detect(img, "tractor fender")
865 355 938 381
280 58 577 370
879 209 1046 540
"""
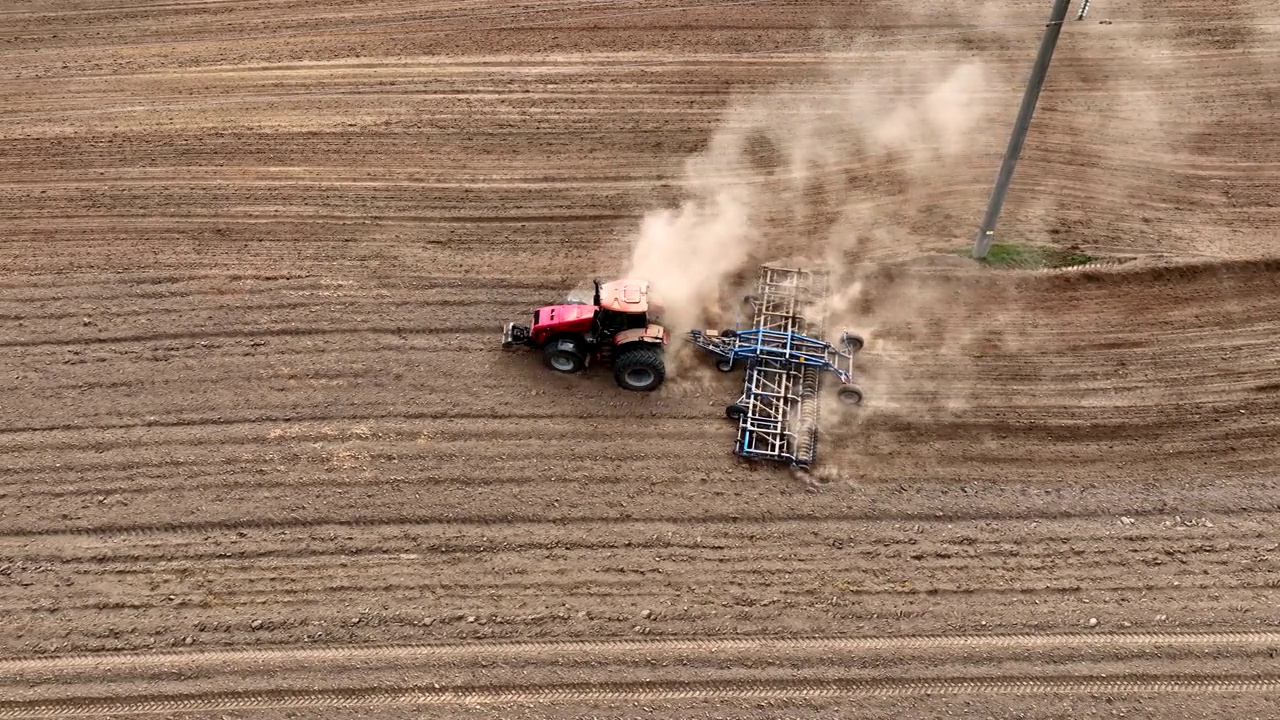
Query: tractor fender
614 325 668 347
538 332 581 349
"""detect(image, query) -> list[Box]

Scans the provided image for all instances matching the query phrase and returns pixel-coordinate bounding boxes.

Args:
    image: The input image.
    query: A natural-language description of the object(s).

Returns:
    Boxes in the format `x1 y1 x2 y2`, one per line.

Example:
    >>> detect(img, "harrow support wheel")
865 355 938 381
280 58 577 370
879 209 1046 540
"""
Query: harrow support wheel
841 331 864 353
725 404 747 420
837 384 864 406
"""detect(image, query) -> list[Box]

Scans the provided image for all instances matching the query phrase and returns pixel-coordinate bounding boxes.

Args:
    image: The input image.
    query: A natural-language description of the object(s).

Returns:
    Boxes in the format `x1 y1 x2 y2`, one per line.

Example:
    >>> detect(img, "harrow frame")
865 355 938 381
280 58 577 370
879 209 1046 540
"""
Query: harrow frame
686 265 864 471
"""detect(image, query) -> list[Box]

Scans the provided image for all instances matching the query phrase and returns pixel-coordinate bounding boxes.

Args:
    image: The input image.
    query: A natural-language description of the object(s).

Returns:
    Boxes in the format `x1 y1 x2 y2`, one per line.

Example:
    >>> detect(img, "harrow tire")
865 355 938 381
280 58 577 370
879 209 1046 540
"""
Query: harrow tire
543 338 587 374
716 358 734 373
725 404 747 420
613 345 665 392
837 385 864 406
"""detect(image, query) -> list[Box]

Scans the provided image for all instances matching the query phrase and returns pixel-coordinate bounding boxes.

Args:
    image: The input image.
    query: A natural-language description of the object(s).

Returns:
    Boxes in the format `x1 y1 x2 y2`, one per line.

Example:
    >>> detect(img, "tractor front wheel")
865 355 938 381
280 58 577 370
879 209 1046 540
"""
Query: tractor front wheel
543 338 587 374
613 345 665 392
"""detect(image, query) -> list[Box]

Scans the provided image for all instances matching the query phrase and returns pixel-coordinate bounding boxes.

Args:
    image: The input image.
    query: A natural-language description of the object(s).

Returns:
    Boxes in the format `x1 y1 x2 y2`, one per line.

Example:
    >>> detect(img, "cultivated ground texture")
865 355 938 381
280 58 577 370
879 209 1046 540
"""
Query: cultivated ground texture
2 0 1279 717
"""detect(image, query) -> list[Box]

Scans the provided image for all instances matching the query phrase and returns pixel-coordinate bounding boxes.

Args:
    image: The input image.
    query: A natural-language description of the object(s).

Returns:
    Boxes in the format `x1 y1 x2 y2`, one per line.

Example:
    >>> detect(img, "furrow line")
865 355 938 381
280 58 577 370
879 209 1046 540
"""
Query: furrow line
0 325 498 348
2 675 1278 717
0 409 713 435
5 631 1280 675
2 503 1273 541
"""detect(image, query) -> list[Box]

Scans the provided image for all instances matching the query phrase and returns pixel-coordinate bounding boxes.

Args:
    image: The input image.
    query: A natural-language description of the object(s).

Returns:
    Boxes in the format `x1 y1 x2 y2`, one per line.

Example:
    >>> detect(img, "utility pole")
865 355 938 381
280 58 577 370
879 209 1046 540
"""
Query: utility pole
971 0 1074 259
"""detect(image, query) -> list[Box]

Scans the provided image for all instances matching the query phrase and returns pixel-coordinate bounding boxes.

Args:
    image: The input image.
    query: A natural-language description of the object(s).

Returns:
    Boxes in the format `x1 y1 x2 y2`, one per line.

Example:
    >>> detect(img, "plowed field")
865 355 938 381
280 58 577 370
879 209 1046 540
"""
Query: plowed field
2 0 1279 717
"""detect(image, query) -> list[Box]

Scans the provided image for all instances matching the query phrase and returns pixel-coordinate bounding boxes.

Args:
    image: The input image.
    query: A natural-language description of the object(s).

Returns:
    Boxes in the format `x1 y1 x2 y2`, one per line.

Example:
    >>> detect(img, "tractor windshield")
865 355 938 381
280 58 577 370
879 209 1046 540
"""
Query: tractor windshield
595 308 647 334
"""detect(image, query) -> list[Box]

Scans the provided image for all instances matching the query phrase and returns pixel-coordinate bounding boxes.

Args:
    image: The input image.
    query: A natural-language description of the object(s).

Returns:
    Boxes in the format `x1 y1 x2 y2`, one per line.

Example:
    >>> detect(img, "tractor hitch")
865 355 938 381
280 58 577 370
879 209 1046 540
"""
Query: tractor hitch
502 322 532 348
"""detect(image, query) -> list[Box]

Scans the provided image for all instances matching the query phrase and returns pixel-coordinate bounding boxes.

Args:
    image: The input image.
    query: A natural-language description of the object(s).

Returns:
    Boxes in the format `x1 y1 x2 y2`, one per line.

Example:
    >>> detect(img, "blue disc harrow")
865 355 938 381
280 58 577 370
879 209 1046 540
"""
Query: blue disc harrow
686 265 865 471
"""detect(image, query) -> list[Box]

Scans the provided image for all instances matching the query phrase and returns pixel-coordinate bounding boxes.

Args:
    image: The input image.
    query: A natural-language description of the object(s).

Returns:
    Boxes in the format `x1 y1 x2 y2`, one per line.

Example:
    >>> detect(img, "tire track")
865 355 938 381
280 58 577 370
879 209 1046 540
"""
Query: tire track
0 299 537 323
8 583 1271 618
3 0 1279 695
0 325 495 348
3 675 1278 717
0 504 1268 541
4 518 1265 565
0 274 567 294
6 630 1280 674
0 416 702 452
0 466 705 500
0 211 634 224
0 408 716 436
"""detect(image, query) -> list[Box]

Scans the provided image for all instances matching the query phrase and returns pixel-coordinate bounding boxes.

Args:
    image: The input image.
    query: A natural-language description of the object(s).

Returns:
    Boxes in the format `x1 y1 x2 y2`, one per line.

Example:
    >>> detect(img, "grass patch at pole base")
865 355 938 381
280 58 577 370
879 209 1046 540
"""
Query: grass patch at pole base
966 242 1097 269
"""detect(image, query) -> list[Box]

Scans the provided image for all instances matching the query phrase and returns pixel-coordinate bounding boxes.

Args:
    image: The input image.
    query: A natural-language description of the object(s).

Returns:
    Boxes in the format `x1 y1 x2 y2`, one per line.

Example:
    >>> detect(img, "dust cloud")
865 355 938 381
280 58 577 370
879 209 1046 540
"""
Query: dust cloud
619 50 997 365
617 3 1186 398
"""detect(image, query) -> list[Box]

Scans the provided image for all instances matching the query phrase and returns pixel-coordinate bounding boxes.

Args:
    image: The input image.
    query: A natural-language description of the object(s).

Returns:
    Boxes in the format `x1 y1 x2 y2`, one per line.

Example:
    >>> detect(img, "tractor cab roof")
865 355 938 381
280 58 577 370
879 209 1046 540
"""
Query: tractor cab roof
596 279 650 314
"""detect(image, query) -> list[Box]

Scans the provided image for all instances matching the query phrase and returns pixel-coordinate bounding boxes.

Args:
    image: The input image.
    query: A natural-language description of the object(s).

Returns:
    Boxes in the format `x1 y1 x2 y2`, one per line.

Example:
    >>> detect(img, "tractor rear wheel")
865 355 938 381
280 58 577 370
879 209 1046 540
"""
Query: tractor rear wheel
613 345 665 392
543 338 587 374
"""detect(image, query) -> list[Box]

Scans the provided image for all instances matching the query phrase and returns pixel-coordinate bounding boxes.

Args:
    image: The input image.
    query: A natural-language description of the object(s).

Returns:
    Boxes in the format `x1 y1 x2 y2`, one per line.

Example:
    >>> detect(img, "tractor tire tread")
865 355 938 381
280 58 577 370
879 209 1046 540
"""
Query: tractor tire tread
613 345 665 392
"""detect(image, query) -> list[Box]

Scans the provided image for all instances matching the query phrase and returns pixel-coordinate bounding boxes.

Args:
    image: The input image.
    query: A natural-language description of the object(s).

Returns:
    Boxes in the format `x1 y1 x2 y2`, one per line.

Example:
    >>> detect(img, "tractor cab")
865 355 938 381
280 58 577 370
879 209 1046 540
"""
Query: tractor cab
594 278 650 315
591 278 654 339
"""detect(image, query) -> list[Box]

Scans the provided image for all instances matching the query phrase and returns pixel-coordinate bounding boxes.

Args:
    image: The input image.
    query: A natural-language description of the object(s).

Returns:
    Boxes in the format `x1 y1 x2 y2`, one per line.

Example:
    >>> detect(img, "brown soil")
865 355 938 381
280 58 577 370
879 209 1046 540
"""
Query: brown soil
2 0 1279 717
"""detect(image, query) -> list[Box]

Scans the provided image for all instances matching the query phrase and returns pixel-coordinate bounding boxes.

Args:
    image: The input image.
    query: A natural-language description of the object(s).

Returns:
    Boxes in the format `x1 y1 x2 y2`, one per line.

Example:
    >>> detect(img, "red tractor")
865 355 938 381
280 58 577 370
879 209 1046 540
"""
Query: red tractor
501 278 669 392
